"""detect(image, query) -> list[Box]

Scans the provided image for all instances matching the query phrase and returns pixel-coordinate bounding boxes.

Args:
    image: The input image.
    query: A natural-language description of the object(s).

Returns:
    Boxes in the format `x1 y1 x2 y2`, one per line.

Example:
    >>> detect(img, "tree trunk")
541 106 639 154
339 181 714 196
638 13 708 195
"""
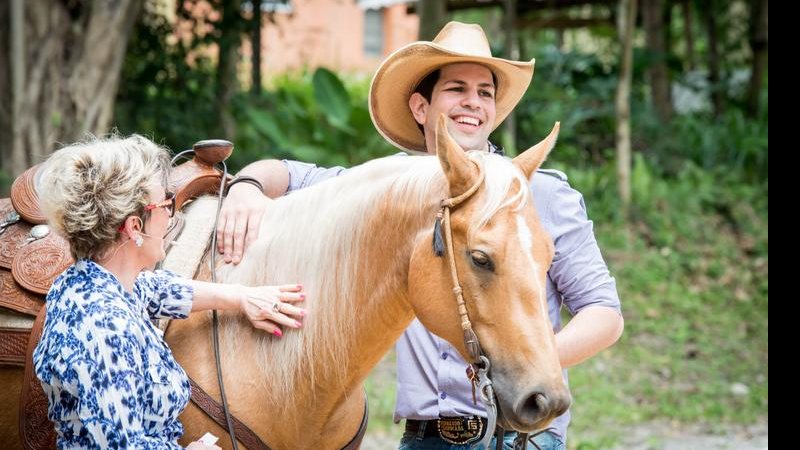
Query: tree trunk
703 0 724 116
746 0 768 118
503 0 518 155
251 1 263 96
0 0 143 179
216 0 244 140
418 0 447 40
681 0 695 70
616 0 637 217
642 0 672 122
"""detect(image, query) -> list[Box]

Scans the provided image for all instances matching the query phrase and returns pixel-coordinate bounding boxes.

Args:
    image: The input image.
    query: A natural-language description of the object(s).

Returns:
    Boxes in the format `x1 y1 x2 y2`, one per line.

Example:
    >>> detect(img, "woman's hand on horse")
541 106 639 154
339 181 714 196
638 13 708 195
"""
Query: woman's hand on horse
217 183 271 265
241 284 307 336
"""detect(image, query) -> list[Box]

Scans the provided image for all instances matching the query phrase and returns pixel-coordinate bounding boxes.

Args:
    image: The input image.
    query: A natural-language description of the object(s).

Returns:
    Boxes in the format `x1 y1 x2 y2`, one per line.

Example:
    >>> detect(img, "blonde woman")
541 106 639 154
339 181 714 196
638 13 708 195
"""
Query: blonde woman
32 135 305 449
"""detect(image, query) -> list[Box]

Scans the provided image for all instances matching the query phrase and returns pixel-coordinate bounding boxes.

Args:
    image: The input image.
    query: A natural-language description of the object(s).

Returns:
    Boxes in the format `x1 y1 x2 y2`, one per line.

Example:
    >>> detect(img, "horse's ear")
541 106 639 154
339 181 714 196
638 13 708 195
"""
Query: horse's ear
513 122 560 179
436 114 478 193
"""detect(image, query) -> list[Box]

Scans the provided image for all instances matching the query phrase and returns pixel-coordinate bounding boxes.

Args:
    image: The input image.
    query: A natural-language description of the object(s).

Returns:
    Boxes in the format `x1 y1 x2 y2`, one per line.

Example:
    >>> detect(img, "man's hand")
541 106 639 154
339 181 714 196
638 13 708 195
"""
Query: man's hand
217 183 270 264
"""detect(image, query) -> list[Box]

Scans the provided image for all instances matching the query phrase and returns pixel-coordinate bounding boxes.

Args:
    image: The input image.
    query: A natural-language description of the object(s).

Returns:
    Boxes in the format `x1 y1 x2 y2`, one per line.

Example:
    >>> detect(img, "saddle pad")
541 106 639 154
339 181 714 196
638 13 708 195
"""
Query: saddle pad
161 196 220 279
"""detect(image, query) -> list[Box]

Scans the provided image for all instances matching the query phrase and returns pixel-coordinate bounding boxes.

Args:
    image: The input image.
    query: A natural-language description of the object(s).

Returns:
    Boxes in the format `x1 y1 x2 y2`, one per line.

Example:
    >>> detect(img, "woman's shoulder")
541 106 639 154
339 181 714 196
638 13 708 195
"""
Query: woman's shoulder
44 266 142 347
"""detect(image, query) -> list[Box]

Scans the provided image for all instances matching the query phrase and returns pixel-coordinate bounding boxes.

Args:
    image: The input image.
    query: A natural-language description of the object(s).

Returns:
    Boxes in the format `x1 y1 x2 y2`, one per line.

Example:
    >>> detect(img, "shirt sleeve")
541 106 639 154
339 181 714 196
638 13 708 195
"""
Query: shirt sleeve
135 270 194 320
283 159 347 192
544 177 622 316
52 326 183 449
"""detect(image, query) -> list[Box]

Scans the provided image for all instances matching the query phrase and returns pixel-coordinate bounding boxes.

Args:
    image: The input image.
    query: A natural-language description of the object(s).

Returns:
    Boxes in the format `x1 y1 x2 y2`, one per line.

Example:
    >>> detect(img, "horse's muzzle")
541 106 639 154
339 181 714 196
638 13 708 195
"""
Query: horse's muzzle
499 386 572 432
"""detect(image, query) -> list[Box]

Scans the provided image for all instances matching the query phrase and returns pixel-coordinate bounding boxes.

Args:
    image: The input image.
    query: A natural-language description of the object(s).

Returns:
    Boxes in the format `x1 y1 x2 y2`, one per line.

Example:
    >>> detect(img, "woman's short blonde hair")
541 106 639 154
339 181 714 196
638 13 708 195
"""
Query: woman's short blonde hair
37 134 171 260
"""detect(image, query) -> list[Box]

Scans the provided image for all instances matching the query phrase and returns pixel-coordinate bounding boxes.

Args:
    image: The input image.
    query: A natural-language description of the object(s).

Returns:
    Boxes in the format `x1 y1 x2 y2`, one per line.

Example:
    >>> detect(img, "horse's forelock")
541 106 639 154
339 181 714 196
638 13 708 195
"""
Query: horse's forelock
467 152 531 240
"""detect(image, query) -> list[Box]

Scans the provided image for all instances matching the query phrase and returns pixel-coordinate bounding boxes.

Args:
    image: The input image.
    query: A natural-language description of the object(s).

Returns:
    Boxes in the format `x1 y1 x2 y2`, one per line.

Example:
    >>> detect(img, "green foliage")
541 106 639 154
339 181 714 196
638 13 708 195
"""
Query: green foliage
312 67 353 130
228 71 396 171
509 43 768 187
115 11 219 152
115 11 396 171
637 107 769 183
560 155 767 448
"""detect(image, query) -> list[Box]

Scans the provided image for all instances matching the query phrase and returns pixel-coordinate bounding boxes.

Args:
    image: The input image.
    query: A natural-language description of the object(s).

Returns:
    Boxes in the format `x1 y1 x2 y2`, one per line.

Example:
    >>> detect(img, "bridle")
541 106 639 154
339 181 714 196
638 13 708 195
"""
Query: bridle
432 160 532 450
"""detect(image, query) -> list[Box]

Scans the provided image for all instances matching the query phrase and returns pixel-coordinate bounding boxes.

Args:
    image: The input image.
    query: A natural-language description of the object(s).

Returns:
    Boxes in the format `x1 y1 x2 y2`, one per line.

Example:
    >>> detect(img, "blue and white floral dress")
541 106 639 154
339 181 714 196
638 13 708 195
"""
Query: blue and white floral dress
33 259 195 449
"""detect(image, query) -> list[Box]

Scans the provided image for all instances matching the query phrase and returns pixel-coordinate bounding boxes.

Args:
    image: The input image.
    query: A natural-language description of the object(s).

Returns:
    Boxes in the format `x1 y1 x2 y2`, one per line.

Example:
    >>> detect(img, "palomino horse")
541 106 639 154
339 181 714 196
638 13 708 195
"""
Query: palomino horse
168 117 570 449
0 118 568 448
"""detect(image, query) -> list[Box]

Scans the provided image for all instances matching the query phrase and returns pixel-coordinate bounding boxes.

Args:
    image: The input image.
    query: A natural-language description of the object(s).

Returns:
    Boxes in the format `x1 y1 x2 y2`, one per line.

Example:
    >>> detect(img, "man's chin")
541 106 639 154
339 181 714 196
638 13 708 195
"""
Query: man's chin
453 136 488 152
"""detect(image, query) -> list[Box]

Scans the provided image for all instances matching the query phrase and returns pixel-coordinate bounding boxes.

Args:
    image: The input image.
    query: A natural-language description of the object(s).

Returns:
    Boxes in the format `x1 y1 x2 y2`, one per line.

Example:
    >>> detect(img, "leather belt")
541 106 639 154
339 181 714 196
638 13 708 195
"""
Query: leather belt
405 416 488 445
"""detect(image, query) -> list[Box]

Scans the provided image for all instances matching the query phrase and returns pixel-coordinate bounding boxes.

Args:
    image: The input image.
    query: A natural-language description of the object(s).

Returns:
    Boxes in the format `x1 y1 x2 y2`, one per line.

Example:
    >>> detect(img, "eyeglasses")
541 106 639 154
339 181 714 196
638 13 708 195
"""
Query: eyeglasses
144 191 176 218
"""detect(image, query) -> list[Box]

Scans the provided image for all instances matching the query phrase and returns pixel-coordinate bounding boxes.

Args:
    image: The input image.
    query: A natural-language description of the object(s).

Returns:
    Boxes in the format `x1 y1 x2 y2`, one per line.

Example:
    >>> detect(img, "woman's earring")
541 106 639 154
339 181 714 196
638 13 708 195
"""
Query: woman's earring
134 235 144 247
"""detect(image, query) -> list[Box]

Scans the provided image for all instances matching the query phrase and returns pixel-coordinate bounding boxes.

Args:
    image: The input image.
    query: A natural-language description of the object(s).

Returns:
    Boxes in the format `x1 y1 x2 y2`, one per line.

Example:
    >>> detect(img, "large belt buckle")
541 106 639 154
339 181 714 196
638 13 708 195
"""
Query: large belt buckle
437 415 484 445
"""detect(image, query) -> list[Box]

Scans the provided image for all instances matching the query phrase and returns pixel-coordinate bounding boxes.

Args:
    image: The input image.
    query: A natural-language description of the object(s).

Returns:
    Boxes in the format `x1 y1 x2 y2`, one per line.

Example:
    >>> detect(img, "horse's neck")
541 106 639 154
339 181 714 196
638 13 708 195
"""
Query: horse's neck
213 165 441 444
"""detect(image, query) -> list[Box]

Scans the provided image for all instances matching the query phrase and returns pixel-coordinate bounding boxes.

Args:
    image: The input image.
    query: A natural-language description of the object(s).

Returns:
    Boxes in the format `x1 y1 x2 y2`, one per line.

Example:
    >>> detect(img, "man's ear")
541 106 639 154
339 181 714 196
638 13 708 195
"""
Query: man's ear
409 92 428 126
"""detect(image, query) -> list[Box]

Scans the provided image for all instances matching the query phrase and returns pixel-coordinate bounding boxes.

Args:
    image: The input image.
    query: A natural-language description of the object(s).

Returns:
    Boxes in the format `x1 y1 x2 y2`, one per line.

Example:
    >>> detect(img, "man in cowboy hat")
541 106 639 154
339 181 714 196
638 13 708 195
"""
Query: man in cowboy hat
217 21 623 450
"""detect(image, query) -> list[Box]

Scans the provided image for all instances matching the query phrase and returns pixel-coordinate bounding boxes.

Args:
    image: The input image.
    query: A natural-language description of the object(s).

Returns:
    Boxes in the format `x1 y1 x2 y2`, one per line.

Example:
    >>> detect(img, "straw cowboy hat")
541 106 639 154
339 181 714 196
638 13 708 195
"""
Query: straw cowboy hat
369 21 535 153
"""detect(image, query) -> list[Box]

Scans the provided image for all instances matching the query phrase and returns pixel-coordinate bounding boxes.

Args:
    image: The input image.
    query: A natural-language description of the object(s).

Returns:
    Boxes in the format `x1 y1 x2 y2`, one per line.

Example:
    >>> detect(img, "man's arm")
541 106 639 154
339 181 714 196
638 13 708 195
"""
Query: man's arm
217 159 289 263
536 172 624 370
556 306 624 368
217 158 347 264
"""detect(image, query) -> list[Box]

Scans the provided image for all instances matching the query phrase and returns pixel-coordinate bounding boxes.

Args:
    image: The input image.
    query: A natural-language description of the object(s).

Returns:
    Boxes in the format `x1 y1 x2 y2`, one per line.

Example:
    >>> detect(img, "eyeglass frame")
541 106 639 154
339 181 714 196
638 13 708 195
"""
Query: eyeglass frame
144 191 176 218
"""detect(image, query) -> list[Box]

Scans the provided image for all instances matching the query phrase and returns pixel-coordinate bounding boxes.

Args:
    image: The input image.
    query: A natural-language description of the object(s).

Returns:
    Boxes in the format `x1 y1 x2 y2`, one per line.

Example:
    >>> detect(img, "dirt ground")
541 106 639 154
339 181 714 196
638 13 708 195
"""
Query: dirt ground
611 421 768 450
360 421 768 450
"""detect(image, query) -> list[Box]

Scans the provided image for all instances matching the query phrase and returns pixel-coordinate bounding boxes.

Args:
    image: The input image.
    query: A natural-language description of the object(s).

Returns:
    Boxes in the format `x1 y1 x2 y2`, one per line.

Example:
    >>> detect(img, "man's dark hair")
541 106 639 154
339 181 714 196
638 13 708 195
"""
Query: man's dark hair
414 69 441 104
412 67 499 136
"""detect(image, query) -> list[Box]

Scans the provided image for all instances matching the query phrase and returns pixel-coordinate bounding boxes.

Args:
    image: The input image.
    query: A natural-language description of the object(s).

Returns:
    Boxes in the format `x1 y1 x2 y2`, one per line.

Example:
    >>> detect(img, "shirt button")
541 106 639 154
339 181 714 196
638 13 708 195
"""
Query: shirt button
440 392 447 400
441 352 448 360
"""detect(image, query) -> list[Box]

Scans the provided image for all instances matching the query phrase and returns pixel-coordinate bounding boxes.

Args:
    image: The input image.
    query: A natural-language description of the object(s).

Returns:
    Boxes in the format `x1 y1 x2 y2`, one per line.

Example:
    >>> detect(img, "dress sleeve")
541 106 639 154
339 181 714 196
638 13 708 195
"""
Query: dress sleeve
135 270 194 320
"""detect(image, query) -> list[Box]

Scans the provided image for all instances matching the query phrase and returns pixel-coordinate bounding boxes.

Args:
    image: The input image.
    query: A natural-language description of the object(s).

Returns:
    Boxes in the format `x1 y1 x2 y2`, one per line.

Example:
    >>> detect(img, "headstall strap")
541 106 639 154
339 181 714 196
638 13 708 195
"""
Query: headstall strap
429 162 503 450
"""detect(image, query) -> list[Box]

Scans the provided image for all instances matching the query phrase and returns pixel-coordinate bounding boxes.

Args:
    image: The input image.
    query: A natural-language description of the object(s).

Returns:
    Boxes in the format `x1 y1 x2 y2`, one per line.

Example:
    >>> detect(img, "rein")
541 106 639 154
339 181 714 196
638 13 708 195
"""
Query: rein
183 148 368 450
432 161 530 450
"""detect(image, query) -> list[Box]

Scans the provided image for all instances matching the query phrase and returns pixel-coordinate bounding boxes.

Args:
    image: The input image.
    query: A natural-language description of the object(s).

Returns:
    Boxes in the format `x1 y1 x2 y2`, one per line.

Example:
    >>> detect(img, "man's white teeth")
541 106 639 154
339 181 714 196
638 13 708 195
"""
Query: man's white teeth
455 117 480 126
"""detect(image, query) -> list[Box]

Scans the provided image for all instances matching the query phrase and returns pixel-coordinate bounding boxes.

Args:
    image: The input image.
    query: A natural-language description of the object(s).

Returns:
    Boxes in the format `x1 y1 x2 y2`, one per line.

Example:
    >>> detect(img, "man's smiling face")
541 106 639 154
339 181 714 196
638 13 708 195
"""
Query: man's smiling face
413 63 497 154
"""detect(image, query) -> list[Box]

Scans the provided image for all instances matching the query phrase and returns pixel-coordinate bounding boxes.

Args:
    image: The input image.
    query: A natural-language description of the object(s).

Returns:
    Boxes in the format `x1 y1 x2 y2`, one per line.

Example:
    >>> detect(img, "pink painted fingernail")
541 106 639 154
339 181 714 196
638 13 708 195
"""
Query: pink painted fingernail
294 320 302 328
273 329 282 337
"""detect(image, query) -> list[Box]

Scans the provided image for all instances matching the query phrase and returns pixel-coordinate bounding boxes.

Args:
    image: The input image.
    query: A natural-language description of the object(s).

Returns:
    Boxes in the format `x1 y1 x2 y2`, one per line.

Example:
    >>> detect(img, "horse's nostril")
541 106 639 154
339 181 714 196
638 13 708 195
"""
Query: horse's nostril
519 392 549 418
512 391 547 426
513 389 571 426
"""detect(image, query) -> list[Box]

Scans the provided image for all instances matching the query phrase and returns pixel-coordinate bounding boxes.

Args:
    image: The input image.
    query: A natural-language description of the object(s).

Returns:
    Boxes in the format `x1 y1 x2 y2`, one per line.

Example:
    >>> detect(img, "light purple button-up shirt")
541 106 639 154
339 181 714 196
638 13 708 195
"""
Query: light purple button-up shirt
283 158 622 440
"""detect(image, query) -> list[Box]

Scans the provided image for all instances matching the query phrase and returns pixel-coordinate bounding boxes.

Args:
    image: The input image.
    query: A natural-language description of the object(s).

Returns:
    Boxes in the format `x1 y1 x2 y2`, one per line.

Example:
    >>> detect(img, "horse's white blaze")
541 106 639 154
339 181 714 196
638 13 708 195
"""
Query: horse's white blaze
516 215 547 317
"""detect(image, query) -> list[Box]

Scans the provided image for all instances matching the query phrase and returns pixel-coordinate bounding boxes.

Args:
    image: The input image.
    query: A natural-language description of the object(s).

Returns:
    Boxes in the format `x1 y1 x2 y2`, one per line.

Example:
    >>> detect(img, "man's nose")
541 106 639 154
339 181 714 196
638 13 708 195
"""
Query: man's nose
460 89 482 109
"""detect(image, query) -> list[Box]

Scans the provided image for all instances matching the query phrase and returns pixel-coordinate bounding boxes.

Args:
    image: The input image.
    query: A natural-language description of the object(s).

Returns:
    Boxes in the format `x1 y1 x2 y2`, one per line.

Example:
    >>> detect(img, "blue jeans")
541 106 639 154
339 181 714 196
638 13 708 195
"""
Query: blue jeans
399 429 566 450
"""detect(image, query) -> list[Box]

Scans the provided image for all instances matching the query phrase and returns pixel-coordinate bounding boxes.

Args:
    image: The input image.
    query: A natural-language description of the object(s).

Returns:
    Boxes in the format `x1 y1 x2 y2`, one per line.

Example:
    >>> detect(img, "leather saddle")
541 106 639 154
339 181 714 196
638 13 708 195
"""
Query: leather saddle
0 140 234 450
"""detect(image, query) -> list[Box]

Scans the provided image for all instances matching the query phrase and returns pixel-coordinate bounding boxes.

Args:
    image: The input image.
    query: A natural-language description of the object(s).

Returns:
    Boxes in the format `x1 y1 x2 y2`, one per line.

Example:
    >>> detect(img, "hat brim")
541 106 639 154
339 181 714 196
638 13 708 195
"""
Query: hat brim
369 42 534 154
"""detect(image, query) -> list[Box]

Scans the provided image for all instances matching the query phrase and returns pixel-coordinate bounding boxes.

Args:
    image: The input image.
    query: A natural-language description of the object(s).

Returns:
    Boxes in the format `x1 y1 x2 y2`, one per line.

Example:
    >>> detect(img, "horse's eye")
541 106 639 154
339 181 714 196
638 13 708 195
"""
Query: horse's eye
470 250 494 272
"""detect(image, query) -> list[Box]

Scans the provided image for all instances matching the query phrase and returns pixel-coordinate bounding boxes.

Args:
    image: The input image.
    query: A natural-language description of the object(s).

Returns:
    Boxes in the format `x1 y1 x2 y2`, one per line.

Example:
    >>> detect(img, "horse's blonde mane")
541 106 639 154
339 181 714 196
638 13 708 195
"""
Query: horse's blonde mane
192 152 530 402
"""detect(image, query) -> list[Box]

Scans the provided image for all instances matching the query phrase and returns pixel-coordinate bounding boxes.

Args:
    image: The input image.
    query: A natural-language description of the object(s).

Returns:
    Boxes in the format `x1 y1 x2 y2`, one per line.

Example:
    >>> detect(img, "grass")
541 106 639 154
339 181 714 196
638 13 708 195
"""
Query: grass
566 220 768 449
